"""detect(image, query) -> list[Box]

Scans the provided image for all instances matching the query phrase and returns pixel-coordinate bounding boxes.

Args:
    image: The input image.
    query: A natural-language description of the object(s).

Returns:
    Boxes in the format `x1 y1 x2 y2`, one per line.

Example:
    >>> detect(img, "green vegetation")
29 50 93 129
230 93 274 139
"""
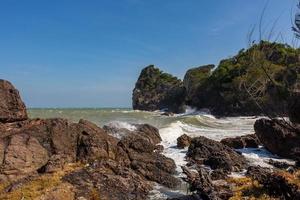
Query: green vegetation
193 41 300 115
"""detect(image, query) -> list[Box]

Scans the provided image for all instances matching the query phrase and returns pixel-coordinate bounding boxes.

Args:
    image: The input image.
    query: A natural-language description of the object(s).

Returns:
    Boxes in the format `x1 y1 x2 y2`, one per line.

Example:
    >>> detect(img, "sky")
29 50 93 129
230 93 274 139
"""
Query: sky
0 0 296 108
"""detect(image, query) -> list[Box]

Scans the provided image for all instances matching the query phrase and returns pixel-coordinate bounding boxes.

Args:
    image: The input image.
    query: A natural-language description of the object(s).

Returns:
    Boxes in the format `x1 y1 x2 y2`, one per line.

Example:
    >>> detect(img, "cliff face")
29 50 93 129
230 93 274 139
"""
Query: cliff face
132 65 186 113
133 41 300 116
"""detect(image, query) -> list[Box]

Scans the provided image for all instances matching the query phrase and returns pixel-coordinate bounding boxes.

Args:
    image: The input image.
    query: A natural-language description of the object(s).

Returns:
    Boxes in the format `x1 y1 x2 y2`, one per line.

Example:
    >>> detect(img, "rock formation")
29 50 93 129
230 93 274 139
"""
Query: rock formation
177 134 192 149
183 64 214 107
0 79 180 200
133 42 300 116
254 118 300 161
132 65 186 113
187 136 247 173
0 79 27 123
220 134 260 149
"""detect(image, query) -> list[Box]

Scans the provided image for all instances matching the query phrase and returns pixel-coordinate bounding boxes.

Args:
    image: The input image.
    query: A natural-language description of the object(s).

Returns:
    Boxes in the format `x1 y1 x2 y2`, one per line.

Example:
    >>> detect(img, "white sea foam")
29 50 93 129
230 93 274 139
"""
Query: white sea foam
106 121 137 131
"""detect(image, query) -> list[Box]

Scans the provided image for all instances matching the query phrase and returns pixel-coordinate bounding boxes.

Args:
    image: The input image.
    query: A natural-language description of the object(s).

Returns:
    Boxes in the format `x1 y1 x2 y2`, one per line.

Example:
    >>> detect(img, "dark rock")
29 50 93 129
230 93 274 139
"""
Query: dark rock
0 80 28 123
220 134 260 149
63 160 152 200
268 159 295 170
254 118 300 160
187 136 247 172
246 166 300 199
118 132 180 188
210 169 228 180
183 65 214 106
288 91 300 124
132 65 186 113
177 134 192 149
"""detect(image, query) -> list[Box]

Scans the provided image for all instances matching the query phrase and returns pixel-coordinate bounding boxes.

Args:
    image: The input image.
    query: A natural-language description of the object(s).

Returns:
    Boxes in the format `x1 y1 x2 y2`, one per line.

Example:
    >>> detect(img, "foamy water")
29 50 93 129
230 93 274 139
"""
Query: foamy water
28 108 294 199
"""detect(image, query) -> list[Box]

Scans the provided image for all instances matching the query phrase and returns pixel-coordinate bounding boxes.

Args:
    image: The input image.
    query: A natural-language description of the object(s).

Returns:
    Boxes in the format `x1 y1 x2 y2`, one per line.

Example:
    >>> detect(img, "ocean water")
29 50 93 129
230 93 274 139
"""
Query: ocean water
28 108 294 199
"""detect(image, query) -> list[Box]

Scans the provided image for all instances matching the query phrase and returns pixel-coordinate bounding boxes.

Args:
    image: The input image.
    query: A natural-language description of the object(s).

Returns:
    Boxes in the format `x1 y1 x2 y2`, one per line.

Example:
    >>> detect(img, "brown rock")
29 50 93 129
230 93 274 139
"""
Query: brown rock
187 136 247 172
220 134 260 149
1 134 49 180
177 134 192 149
37 183 75 200
254 118 300 161
63 160 152 200
0 80 28 123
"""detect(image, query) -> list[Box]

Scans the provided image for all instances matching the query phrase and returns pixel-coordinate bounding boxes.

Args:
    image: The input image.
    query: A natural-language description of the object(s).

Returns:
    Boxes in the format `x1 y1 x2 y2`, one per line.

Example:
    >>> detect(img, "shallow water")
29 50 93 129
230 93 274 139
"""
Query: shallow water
28 108 294 199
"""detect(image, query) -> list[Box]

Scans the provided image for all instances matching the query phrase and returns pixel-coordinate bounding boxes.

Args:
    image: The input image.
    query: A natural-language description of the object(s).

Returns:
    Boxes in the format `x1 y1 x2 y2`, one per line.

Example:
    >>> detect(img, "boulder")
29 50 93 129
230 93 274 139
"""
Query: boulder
177 134 192 149
220 134 260 149
0 80 28 123
0 134 49 181
254 118 300 161
187 136 247 172
132 65 186 113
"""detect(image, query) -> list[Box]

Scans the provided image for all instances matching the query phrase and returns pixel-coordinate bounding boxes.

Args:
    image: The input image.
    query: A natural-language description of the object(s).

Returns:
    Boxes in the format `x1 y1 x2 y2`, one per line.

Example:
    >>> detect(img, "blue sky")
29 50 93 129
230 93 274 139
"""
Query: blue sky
0 0 296 108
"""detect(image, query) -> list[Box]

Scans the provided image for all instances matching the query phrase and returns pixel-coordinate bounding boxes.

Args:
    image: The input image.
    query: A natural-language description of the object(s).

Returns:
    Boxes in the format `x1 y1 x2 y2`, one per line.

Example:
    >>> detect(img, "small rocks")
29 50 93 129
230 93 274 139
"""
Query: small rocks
177 134 192 149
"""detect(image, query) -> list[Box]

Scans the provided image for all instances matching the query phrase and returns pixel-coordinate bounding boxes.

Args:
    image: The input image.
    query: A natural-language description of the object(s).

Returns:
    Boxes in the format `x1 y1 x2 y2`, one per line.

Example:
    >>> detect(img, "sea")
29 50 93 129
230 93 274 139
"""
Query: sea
28 107 294 199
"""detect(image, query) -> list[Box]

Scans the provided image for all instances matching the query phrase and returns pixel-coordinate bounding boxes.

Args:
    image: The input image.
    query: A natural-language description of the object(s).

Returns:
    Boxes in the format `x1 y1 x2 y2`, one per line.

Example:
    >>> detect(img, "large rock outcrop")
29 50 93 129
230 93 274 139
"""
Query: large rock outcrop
254 118 300 161
183 64 214 106
0 79 180 199
132 42 300 116
0 80 27 123
132 65 186 113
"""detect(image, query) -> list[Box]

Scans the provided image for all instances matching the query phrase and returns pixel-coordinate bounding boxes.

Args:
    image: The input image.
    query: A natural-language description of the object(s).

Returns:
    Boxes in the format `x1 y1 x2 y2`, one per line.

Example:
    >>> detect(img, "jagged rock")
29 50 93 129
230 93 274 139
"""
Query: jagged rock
187 136 247 172
118 132 180 188
183 64 214 106
0 134 49 181
246 166 300 199
132 65 186 113
220 134 260 149
0 79 28 123
254 118 300 161
63 160 152 200
177 134 192 149
288 91 300 124
268 159 295 170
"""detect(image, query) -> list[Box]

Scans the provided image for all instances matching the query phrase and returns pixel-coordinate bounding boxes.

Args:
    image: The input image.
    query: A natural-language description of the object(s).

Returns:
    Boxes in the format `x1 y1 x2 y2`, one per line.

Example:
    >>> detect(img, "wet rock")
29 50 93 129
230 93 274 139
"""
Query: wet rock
268 159 295 170
0 79 28 123
187 136 247 172
177 134 192 149
220 134 260 149
132 65 186 113
118 132 180 188
254 118 300 161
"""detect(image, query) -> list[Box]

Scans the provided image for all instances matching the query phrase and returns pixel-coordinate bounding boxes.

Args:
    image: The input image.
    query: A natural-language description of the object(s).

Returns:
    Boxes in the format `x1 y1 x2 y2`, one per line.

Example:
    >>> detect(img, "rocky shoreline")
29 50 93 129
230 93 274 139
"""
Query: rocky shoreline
0 78 299 199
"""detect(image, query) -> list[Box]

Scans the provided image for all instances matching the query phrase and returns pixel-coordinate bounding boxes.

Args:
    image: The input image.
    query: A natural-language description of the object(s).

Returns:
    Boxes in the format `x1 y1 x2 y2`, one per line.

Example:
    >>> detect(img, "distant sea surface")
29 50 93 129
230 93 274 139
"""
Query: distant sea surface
28 108 294 199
